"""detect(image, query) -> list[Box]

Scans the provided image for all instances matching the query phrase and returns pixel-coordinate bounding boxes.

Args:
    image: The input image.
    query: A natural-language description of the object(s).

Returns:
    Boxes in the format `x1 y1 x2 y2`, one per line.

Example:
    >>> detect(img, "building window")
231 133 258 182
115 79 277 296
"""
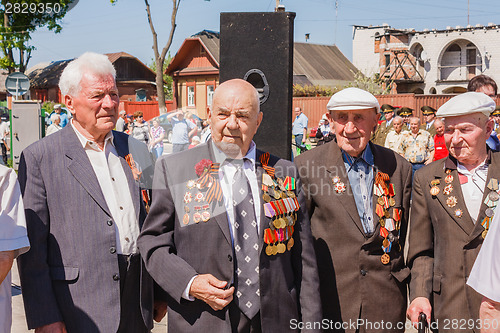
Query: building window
385 54 391 69
207 85 214 106
135 88 147 102
187 86 195 106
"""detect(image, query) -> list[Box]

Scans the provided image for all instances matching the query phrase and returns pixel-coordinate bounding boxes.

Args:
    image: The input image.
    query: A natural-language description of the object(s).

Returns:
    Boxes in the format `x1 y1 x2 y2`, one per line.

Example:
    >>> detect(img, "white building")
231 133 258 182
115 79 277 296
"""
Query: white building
353 23 500 94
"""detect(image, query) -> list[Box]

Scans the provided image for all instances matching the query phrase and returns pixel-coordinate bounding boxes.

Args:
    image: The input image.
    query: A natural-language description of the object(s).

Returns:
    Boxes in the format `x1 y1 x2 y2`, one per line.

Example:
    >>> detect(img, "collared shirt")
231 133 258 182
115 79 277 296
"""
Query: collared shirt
398 130 434 163
292 113 308 136
457 159 488 224
426 119 435 130
71 121 139 255
211 141 262 238
384 130 407 152
0 165 30 333
342 145 375 235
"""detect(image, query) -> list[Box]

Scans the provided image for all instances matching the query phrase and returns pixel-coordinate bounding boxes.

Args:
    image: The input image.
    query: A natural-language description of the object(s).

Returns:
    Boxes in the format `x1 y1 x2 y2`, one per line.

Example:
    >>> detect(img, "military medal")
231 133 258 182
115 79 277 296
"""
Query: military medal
184 206 190 213
489 191 499 202
377 197 385 205
445 170 453 184
334 182 346 194
195 192 204 202
455 209 463 218
382 239 390 248
446 196 457 208
389 197 396 207
482 230 488 239
332 176 340 184
183 213 190 225
193 211 202 223
430 186 440 196
263 193 271 203
287 191 296 198
381 253 390 265
485 208 494 218
184 192 193 204
187 180 196 189
487 178 499 191
287 237 294 250
443 184 453 195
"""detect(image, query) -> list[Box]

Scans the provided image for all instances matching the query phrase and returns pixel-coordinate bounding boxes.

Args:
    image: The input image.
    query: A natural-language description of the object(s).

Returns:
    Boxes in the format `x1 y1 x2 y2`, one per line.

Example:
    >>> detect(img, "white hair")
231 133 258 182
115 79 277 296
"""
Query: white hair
50 113 60 123
59 52 116 96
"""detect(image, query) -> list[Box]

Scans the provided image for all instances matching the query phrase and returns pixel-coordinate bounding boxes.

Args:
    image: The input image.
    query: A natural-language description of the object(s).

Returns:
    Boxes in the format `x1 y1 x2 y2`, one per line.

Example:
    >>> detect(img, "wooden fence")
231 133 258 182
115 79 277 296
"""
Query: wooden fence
119 100 174 121
293 94 500 129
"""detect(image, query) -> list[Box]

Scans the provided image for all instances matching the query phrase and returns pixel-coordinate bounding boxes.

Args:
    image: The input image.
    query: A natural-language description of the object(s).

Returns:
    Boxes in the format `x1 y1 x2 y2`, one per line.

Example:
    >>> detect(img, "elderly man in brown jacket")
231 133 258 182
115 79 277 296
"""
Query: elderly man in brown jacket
407 92 498 332
296 88 412 333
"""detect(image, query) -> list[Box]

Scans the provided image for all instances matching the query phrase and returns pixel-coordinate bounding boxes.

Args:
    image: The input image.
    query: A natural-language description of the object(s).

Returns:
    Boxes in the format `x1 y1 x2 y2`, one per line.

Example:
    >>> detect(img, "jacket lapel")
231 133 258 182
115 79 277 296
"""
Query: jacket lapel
64 126 112 217
433 158 475 235
254 152 267 254
326 143 365 235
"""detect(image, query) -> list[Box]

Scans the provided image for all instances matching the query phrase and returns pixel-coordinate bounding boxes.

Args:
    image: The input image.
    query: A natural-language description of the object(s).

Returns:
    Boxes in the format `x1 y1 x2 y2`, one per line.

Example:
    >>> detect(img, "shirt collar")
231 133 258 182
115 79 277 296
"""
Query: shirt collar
445 149 492 171
71 119 115 150
457 158 488 176
341 144 374 170
211 141 257 171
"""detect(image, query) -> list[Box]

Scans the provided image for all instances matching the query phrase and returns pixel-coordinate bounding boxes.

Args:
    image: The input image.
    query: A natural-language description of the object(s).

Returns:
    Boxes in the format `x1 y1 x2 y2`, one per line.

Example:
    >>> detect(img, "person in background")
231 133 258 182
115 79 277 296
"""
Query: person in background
49 104 69 128
384 116 406 152
0 164 30 333
149 118 165 158
46 114 62 136
188 135 200 149
167 110 197 153
398 107 413 131
200 120 211 143
420 106 437 136
407 92 497 332
124 115 133 135
373 104 395 145
131 111 150 146
0 117 9 165
292 106 308 151
432 118 448 161
398 117 434 174
116 110 127 132
315 114 334 146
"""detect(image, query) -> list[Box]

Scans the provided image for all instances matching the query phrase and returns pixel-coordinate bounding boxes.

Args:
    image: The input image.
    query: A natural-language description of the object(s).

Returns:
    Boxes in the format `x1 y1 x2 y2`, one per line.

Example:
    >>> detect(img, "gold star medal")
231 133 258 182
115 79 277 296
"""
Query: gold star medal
446 196 457 208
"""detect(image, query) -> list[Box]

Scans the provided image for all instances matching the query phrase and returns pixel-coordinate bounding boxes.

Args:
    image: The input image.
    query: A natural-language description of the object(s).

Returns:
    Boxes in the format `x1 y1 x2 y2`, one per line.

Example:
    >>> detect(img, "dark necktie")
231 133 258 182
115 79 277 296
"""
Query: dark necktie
232 162 260 319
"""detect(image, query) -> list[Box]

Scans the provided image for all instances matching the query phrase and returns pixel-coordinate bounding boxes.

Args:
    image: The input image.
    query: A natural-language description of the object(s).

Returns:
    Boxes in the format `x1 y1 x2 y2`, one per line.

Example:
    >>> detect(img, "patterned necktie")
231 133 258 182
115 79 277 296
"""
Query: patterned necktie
232 162 260 319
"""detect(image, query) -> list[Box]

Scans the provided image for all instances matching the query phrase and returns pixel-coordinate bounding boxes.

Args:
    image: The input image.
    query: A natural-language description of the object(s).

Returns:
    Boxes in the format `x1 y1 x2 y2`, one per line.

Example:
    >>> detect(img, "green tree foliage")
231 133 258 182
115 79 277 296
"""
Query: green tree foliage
149 53 173 100
345 71 391 95
293 84 340 97
0 0 74 73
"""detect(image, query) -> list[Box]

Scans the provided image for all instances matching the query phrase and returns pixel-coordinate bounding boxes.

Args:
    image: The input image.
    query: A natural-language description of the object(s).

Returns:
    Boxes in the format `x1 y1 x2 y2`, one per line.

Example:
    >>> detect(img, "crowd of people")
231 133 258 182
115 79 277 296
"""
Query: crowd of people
1 52 500 333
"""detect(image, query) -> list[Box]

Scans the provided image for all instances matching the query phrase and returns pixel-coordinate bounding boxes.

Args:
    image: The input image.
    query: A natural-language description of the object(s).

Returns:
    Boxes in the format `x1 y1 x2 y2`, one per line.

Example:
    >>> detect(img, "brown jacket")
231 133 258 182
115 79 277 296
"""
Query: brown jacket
373 120 393 146
296 141 412 333
407 152 500 332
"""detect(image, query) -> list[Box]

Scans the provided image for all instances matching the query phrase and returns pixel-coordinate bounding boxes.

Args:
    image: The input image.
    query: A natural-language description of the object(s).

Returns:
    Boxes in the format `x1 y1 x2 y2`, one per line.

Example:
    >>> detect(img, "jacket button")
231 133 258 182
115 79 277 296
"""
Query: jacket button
228 255 232 262
110 246 116 254
107 220 113 226
113 274 120 281
360 269 367 276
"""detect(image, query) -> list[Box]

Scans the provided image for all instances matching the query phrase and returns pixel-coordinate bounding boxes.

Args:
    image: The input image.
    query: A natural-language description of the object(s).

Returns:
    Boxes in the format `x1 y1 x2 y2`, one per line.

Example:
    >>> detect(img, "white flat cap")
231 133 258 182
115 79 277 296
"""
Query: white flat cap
437 92 495 118
327 87 380 113
54 104 61 109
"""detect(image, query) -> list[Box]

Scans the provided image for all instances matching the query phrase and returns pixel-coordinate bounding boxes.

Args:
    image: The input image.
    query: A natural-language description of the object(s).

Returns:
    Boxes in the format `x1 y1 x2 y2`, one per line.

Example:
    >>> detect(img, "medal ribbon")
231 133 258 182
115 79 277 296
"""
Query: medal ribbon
260 152 275 178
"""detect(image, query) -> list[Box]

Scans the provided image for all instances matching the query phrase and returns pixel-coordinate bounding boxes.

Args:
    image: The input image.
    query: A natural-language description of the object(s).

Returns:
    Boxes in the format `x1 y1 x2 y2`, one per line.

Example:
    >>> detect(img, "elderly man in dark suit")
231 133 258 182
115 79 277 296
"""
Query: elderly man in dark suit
17 52 163 333
295 87 412 333
138 79 321 333
407 92 498 332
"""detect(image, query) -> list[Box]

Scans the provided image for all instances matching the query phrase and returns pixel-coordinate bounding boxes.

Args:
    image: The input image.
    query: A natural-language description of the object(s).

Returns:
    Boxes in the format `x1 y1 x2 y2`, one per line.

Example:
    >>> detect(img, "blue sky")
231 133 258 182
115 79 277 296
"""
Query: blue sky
28 0 500 69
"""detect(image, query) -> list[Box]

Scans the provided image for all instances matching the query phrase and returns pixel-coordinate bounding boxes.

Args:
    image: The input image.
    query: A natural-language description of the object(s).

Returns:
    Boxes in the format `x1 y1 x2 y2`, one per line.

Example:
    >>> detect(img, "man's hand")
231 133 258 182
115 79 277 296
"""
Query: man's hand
189 274 234 311
153 300 168 322
407 297 432 328
35 322 67 333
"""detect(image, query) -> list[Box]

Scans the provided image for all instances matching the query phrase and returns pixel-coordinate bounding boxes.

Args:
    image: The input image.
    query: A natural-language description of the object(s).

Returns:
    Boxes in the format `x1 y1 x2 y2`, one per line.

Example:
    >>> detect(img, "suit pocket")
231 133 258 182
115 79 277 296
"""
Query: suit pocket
391 267 410 282
433 275 442 293
50 266 79 282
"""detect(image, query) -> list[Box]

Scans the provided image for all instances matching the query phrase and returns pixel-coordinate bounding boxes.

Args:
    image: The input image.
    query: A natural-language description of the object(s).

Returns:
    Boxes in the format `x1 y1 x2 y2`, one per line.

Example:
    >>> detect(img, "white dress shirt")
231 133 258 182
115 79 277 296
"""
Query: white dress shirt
457 159 488 224
71 121 139 255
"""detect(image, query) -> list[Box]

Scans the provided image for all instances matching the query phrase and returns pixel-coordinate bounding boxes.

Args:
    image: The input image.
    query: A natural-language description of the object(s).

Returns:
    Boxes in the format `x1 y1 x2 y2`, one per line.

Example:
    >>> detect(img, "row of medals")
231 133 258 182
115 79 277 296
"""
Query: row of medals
262 174 296 256
182 180 211 225
482 178 500 238
376 187 400 265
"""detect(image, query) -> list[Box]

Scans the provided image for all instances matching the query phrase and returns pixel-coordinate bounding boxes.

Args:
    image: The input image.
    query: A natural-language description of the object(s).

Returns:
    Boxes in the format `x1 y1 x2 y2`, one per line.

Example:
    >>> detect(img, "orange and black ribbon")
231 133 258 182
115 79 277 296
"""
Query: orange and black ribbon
260 152 275 178
203 163 223 203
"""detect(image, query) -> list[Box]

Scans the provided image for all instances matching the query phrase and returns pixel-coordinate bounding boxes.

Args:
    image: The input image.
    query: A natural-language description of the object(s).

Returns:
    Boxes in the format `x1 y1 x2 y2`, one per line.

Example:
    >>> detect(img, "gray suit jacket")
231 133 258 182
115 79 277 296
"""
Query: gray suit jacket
17 125 155 332
138 141 322 333
407 152 500 332
295 141 412 333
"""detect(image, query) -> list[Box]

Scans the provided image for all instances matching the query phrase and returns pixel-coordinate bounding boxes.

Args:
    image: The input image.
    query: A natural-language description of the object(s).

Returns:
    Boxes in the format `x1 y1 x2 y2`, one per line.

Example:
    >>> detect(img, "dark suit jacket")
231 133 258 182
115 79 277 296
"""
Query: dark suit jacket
407 152 500 332
138 141 322 333
17 125 156 332
295 141 412 333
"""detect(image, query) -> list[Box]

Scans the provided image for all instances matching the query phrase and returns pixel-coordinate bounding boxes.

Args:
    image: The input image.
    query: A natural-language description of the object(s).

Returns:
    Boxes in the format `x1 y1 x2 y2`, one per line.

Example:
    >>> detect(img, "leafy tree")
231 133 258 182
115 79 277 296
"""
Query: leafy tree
149 53 173 100
0 0 75 73
112 0 180 114
345 71 391 95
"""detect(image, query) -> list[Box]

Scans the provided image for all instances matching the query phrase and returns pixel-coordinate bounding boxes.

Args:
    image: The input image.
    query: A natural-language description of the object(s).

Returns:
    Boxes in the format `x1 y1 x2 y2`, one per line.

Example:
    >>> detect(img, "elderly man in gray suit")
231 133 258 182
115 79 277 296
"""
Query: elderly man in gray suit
17 52 164 333
138 79 322 333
